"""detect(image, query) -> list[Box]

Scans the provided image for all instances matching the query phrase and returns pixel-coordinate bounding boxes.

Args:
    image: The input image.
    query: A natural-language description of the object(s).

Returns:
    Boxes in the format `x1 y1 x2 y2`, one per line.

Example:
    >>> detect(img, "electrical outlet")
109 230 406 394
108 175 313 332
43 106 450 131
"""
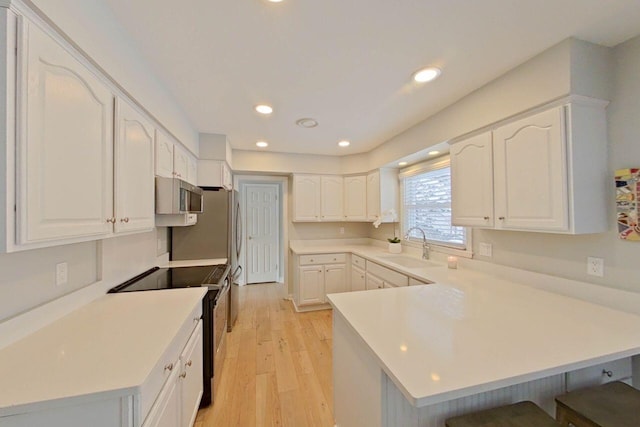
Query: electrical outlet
587 257 604 277
479 242 492 257
56 262 68 286
339 227 345 235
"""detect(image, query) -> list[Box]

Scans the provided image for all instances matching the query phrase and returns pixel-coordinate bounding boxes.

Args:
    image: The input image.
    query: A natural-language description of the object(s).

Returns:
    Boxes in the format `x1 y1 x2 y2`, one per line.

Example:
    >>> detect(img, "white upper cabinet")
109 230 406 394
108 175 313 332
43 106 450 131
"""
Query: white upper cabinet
173 144 189 181
320 176 344 221
293 175 321 221
114 99 155 234
493 106 568 231
450 131 494 227
367 169 398 222
17 19 114 244
197 160 232 189
155 131 175 178
450 99 608 234
344 175 367 221
155 131 197 185
187 155 198 186
293 171 397 222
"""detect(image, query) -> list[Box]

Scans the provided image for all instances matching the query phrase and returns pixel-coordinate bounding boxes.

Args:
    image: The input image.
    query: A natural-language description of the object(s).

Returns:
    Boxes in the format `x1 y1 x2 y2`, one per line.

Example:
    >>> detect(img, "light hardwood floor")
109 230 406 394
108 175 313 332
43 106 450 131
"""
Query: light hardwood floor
195 282 335 427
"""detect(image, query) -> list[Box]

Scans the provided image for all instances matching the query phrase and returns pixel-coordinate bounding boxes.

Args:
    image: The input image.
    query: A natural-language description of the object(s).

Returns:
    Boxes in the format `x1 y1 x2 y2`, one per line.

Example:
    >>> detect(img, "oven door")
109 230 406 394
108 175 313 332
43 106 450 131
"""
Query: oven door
212 278 229 399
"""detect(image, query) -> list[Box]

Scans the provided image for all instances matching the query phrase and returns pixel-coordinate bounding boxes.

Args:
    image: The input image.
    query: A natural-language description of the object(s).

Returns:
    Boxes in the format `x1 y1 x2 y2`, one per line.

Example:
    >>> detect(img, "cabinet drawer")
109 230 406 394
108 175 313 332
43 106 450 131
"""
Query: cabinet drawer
351 254 365 268
140 303 202 421
366 261 408 287
299 253 346 265
567 357 632 391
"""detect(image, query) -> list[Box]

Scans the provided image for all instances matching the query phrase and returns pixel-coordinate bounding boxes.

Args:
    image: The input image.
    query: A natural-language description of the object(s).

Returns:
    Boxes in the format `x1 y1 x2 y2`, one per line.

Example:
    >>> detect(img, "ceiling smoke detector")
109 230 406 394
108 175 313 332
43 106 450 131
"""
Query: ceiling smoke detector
296 118 318 128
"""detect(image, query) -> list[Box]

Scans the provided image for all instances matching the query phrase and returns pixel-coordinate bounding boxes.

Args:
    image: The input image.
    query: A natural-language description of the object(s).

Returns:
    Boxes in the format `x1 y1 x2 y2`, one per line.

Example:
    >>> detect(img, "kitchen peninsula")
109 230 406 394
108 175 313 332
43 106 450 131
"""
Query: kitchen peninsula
326 265 640 427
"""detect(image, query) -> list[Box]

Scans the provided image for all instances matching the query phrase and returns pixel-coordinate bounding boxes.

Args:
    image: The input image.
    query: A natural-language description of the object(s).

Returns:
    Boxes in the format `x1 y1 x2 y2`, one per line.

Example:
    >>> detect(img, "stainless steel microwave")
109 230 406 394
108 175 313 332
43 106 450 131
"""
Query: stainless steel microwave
155 177 204 214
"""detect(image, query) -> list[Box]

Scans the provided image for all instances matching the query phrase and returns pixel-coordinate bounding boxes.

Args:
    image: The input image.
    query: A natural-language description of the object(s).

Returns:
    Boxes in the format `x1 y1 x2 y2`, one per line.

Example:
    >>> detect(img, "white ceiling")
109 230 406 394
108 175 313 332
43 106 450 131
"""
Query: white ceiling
103 0 640 156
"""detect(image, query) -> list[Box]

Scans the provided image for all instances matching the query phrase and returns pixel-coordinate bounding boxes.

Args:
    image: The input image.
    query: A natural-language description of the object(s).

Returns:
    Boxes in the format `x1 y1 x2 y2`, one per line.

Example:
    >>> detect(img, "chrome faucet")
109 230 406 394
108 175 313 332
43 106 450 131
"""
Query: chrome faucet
404 227 430 259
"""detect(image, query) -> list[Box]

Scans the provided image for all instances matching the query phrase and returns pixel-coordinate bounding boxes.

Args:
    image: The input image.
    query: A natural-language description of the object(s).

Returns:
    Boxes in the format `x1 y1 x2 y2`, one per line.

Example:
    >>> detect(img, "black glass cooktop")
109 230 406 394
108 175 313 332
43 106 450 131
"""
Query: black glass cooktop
108 265 229 294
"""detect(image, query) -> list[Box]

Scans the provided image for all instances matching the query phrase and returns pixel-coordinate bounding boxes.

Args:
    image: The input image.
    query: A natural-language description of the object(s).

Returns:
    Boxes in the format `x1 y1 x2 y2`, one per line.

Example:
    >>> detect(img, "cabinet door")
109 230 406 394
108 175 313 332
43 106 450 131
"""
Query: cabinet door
180 322 203 427
293 175 321 221
143 368 180 427
450 131 494 227
366 171 381 221
298 265 325 305
18 21 114 243
222 162 233 190
173 145 189 180
324 264 347 295
186 154 198 185
114 99 155 233
365 272 384 291
351 265 366 292
155 132 174 178
320 176 344 221
344 175 367 221
493 106 568 231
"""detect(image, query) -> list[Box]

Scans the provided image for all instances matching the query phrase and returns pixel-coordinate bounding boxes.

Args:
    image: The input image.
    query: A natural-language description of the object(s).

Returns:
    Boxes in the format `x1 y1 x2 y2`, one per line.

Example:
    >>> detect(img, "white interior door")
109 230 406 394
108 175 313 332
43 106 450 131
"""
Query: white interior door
246 184 279 284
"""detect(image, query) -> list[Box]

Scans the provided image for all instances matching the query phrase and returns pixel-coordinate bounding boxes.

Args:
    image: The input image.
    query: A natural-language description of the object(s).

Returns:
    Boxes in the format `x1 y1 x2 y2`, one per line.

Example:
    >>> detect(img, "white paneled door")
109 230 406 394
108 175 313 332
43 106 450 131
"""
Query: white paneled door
246 184 279 284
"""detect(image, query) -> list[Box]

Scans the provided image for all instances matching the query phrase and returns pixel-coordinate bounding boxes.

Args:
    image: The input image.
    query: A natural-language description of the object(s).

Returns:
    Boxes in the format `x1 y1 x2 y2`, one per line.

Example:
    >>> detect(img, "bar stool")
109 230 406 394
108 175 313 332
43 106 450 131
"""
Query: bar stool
555 381 640 427
445 401 560 427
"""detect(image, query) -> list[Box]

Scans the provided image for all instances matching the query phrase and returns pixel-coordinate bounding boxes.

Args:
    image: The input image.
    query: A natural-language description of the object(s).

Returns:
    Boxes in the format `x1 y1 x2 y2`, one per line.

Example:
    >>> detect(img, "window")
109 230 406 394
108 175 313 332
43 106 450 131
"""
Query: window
400 157 468 251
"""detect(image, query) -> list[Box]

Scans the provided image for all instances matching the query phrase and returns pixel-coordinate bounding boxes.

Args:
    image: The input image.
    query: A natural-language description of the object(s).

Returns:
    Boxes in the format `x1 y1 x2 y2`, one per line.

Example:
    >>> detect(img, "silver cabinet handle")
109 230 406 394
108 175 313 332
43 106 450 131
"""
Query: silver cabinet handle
498 216 505 220
106 217 116 223
164 363 174 372
310 259 314 262
603 369 613 378
180 372 187 379
186 360 192 367
483 216 490 220
119 218 130 223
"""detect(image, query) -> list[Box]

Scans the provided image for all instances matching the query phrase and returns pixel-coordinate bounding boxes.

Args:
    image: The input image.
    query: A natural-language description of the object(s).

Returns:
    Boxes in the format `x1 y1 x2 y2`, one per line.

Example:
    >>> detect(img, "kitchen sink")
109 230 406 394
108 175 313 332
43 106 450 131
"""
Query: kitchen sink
378 255 440 268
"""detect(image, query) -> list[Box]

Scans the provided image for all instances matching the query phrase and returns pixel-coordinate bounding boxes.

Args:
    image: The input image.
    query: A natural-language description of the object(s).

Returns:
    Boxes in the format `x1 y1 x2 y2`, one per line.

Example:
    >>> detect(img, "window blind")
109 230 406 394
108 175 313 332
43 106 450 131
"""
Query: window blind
401 159 466 248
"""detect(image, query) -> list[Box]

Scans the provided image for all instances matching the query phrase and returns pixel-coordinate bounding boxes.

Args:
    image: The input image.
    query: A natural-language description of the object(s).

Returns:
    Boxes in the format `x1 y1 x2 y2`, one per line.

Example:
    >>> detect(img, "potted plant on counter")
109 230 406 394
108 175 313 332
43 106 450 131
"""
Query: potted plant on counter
387 236 402 253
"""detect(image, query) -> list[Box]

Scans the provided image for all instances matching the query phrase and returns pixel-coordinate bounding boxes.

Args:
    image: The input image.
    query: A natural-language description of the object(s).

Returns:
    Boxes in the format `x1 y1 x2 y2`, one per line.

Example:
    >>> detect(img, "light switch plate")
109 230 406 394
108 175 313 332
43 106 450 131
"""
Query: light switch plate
479 242 492 257
587 257 604 277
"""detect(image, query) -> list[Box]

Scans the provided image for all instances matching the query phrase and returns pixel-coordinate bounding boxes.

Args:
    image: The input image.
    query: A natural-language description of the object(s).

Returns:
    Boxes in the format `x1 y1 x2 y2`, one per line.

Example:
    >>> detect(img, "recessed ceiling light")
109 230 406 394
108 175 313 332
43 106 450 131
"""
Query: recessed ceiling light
338 140 350 147
268 0 283 2
255 104 273 115
413 67 441 83
256 141 269 148
398 161 408 166
428 150 440 156
296 118 318 128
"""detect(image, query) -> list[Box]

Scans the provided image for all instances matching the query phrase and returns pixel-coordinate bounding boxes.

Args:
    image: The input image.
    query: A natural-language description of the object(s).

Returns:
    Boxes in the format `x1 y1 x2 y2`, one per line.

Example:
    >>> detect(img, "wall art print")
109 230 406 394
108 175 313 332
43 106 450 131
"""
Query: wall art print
615 168 640 241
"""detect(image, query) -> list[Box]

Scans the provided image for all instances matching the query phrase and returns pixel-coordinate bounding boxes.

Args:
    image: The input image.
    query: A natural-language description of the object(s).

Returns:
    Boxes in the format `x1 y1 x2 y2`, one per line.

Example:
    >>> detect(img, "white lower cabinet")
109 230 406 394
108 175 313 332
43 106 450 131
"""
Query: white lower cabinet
365 272 384 290
294 253 347 309
351 265 366 292
144 321 203 427
366 261 409 288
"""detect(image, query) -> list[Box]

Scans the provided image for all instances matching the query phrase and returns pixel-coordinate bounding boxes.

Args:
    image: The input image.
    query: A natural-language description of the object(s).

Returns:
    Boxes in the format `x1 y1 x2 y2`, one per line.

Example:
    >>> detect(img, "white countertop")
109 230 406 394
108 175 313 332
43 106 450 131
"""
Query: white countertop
0 287 206 416
160 258 227 268
291 241 640 407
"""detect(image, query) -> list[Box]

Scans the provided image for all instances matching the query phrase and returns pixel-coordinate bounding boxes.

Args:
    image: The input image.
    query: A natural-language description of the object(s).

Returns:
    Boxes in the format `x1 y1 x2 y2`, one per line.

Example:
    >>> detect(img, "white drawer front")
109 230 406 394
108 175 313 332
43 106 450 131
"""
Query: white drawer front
351 254 365 268
366 261 408 287
140 303 202 421
567 357 632 391
299 253 346 265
